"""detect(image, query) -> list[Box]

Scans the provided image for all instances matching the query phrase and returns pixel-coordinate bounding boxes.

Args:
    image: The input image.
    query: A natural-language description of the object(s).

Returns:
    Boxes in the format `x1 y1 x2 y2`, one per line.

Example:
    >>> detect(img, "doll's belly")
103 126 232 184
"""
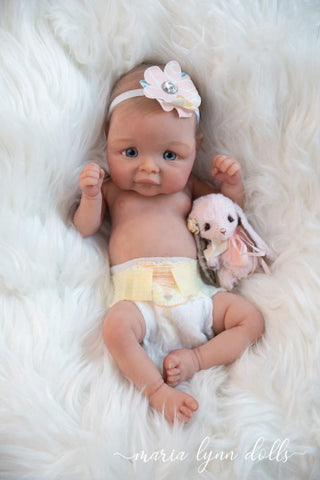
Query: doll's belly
108 216 197 266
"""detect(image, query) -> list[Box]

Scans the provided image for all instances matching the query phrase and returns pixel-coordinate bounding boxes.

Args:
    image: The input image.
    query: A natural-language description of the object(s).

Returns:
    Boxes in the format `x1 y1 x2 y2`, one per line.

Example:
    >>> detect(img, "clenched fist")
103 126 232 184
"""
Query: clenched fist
79 162 105 198
211 155 245 207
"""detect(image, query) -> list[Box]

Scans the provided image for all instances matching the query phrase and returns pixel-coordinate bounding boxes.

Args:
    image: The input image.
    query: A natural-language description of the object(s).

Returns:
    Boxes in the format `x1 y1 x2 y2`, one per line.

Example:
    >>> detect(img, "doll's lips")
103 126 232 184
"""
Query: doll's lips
134 175 160 185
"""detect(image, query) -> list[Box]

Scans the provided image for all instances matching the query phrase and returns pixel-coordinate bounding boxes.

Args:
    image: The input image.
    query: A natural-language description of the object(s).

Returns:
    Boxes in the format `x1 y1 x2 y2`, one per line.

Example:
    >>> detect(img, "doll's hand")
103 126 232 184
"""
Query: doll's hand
211 155 245 207
79 163 105 198
211 155 241 185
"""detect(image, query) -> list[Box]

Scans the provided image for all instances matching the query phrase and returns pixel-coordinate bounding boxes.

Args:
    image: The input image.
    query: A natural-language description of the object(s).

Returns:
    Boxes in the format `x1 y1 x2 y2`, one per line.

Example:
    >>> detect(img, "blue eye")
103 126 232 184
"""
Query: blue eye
163 150 177 161
123 148 138 157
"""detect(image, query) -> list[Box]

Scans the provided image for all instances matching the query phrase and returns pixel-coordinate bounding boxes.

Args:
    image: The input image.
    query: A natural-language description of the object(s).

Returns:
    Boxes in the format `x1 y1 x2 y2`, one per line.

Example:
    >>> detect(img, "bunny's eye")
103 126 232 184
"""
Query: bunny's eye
204 223 211 231
228 215 235 223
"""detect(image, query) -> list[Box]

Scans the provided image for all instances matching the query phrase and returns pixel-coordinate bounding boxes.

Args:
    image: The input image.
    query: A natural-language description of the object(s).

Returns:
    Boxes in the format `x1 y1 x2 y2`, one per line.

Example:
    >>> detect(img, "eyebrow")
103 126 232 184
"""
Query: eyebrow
168 141 191 148
167 141 193 152
109 138 134 145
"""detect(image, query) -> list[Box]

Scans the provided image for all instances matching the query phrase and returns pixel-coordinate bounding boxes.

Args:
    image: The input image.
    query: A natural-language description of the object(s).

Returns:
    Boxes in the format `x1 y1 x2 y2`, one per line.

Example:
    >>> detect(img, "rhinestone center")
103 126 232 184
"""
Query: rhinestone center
161 81 178 94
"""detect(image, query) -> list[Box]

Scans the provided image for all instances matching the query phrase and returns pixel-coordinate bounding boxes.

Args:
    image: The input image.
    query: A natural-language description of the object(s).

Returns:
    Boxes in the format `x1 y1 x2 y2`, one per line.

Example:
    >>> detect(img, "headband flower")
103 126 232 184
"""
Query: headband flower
140 61 201 120
108 61 201 122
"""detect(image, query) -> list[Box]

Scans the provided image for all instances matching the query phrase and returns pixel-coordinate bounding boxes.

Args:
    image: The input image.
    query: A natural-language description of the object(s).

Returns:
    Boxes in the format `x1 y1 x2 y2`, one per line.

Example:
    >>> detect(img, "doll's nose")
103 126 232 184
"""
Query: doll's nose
220 228 227 234
139 157 159 174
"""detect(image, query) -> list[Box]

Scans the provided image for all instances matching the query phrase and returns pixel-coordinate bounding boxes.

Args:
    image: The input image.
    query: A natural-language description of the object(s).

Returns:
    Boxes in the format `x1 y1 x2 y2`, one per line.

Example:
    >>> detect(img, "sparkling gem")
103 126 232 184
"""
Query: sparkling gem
161 81 178 94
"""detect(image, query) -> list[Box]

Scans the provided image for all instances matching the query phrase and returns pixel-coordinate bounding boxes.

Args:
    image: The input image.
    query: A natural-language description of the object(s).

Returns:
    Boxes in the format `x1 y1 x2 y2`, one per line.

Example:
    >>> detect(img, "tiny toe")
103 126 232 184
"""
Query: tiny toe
164 353 180 370
185 397 199 411
180 405 194 419
176 412 191 425
166 376 180 387
167 367 180 376
167 359 179 370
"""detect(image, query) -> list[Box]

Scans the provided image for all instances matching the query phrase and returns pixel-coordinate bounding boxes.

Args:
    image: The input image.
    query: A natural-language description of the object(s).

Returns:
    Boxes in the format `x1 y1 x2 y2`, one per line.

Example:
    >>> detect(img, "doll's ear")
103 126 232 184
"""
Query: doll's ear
104 121 109 138
196 128 204 153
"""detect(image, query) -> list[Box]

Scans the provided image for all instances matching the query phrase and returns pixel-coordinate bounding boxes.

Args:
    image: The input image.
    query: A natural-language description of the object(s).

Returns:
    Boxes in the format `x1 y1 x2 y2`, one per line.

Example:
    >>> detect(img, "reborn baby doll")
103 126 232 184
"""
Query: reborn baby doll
73 61 265 425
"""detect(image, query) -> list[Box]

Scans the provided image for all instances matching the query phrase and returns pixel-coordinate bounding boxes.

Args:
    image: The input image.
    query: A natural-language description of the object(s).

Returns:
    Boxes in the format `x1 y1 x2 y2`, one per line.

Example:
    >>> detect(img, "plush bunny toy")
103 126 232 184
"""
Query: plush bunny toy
187 193 275 290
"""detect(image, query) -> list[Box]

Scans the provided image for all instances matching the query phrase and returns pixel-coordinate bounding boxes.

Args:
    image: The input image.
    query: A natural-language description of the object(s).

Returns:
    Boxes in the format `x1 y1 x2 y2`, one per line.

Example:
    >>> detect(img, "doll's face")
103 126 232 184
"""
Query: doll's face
106 101 198 196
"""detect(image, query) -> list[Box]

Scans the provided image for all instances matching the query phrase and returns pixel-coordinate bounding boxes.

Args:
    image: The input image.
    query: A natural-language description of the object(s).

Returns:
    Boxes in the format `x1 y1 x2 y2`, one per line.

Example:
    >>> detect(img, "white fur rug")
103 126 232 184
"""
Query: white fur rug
1 1 320 478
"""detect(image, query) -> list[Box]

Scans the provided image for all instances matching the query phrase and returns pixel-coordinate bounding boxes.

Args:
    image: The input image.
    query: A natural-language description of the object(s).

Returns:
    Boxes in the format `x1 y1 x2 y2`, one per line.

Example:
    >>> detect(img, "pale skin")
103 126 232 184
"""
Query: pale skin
73 98 264 425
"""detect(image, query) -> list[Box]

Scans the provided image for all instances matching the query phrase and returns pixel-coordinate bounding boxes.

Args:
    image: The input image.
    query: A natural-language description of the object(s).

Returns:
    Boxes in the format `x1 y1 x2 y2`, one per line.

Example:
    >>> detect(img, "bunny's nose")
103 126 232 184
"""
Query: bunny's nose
220 228 227 234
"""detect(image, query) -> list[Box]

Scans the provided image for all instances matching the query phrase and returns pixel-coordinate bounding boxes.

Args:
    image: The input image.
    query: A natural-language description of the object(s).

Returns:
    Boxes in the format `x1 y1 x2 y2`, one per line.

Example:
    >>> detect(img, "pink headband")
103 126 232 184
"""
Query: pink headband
108 61 201 122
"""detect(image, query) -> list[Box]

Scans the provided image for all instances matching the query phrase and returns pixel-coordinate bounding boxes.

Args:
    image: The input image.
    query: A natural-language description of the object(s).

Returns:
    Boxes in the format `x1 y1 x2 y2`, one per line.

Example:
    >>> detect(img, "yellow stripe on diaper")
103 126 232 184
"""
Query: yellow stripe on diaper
171 262 202 297
111 259 207 306
112 267 153 304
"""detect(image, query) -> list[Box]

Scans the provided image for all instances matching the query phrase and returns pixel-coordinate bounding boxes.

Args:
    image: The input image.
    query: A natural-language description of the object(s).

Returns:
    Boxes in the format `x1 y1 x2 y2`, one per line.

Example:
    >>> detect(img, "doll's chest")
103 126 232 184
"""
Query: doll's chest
110 188 192 221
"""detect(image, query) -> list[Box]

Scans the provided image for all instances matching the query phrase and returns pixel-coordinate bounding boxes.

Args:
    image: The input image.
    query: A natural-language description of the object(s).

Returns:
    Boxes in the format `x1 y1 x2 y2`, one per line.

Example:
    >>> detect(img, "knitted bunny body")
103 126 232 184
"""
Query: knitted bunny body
187 194 274 290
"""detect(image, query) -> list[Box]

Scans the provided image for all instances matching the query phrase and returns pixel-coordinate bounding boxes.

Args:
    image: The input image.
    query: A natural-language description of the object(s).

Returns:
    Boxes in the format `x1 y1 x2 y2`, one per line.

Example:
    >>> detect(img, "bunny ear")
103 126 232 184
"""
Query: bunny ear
234 204 275 261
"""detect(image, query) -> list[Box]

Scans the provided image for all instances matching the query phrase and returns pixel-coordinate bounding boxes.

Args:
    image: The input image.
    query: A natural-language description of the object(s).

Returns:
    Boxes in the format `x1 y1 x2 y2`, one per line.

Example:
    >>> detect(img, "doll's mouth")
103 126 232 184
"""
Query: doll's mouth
134 175 160 186
136 179 159 185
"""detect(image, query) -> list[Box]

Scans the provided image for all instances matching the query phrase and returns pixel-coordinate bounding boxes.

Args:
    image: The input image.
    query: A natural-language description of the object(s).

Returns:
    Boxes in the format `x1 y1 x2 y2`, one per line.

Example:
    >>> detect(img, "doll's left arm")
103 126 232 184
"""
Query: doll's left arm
211 155 245 208
190 155 245 208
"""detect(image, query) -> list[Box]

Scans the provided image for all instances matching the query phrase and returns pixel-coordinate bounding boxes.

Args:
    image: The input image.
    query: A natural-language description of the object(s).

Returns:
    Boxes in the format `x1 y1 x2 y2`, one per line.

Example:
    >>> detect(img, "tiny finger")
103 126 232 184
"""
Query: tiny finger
80 167 99 177
226 163 241 176
212 155 229 172
82 176 100 186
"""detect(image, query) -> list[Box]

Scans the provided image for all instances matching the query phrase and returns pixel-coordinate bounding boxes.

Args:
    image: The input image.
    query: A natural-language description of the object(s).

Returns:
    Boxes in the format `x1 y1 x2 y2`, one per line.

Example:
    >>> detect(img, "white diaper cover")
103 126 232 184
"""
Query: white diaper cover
110 257 221 371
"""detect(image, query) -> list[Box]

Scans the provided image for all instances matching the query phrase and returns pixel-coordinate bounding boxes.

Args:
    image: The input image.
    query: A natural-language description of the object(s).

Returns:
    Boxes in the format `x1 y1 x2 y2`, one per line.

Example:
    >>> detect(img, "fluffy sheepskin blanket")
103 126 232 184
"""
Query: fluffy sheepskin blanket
1 1 320 478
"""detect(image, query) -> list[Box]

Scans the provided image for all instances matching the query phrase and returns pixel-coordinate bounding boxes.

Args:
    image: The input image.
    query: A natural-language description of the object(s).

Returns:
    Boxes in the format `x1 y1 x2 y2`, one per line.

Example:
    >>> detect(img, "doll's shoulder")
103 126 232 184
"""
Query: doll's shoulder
101 176 126 208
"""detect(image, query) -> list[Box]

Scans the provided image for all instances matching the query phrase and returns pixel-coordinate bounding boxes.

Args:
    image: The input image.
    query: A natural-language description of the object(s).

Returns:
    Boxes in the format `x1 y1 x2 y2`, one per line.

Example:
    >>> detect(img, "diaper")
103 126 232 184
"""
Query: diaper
110 257 221 371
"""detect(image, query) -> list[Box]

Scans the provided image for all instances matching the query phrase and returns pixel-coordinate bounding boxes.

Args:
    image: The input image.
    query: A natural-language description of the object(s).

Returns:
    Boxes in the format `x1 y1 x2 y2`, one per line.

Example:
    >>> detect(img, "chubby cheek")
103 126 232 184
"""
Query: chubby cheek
164 166 193 193
176 174 190 192
108 163 132 189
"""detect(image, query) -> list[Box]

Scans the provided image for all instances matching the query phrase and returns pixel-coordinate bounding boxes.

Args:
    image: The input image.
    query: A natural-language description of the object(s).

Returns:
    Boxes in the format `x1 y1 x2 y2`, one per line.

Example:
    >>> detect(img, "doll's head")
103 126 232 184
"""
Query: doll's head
108 61 201 121
105 61 203 196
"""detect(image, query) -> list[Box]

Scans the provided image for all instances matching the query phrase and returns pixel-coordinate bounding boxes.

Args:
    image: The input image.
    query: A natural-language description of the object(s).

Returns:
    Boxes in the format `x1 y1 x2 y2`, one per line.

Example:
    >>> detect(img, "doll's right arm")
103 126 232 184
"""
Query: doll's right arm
73 163 106 237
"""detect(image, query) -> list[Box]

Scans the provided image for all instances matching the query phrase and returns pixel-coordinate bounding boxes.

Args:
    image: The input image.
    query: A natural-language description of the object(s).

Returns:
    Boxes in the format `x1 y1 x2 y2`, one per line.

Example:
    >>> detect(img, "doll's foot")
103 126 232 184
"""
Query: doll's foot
163 348 201 387
149 382 198 424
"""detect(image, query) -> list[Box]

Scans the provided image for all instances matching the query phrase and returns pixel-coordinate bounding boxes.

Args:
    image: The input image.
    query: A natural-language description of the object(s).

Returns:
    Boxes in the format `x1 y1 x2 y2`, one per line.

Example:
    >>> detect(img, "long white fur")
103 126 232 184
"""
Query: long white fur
1 1 320 478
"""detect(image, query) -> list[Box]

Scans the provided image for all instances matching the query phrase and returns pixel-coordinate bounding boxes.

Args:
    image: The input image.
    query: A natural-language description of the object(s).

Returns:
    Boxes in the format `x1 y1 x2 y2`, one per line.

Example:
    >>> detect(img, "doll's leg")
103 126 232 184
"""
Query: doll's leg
103 300 198 424
164 292 264 386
